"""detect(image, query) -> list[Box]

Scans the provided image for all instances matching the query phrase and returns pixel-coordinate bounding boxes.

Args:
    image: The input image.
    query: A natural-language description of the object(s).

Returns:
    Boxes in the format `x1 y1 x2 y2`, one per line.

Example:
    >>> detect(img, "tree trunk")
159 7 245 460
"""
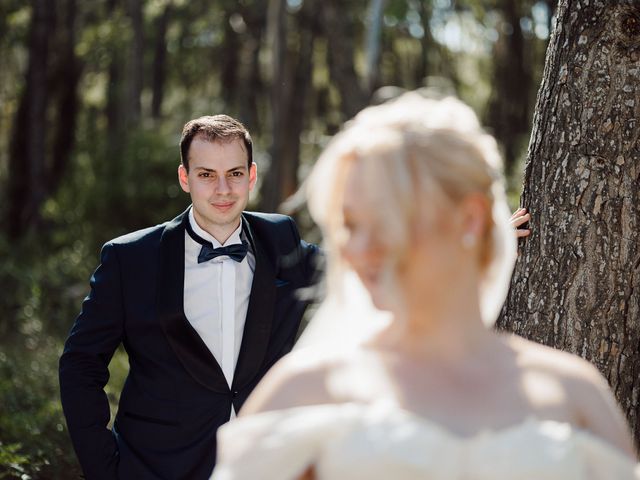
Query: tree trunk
364 0 386 93
417 0 435 85
48 0 80 196
322 0 369 119
486 0 531 177
261 0 288 213
498 0 640 445
6 0 55 238
126 0 144 124
220 8 241 110
106 0 125 143
151 3 170 119
238 0 268 131
279 0 318 207
261 0 318 213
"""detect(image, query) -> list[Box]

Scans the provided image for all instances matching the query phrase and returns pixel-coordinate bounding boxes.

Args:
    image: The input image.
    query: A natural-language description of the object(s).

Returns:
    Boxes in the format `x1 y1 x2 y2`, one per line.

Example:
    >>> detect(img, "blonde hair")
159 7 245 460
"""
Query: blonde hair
307 92 517 327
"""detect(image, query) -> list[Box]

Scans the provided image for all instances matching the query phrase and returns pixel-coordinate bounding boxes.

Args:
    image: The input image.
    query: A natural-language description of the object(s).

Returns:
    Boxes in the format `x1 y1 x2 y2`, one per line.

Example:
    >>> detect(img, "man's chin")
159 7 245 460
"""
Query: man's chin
212 212 242 226
194 207 243 230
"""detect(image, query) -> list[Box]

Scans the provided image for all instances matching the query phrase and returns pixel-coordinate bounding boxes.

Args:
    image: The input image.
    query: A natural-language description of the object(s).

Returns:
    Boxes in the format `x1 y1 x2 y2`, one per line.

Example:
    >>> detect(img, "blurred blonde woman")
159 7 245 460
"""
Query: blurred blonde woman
211 93 638 479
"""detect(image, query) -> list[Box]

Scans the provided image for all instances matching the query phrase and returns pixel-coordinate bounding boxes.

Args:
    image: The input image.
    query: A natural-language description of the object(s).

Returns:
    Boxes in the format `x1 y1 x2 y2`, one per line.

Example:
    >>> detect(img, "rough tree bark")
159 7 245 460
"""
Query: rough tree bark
498 0 640 444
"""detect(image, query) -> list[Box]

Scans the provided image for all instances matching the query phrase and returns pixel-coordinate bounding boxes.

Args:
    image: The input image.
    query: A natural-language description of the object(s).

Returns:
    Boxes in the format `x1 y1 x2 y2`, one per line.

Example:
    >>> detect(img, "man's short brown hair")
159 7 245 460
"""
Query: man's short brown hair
180 115 253 171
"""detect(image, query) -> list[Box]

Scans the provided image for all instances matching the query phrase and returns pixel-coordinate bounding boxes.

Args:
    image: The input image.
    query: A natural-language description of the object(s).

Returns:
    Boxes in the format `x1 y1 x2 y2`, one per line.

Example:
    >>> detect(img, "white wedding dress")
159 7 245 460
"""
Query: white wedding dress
212 402 640 480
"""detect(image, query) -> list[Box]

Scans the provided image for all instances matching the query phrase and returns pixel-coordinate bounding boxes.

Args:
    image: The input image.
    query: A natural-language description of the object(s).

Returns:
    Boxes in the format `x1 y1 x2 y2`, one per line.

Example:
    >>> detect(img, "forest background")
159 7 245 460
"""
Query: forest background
0 0 556 477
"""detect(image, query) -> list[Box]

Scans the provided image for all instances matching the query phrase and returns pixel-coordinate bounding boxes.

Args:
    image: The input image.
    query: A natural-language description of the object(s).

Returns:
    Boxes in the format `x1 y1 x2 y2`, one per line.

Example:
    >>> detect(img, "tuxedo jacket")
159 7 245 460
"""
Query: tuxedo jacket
59 208 320 480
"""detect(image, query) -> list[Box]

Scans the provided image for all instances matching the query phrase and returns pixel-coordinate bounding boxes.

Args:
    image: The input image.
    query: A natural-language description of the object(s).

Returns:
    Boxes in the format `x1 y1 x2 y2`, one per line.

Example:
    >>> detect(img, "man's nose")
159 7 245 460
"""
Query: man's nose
216 176 231 193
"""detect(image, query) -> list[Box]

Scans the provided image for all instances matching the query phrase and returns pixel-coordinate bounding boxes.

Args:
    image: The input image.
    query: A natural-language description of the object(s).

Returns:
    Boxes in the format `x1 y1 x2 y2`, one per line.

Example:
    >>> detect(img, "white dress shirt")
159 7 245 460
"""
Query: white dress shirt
183 209 255 416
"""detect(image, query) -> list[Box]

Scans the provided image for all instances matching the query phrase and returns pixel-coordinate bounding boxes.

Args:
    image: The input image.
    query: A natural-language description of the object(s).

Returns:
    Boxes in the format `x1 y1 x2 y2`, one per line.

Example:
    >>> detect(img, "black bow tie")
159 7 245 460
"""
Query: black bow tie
185 216 248 264
197 242 248 263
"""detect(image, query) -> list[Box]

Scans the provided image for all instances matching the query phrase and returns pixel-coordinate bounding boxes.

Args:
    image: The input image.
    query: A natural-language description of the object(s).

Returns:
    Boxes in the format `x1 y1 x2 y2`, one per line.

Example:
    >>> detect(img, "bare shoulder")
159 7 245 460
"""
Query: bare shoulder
238 347 345 416
506 334 636 457
507 334 603 380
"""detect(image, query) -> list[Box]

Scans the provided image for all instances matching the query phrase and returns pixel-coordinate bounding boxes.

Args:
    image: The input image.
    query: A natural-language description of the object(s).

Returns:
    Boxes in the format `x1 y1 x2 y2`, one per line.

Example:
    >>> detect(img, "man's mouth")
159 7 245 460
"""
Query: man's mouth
212 201 235 212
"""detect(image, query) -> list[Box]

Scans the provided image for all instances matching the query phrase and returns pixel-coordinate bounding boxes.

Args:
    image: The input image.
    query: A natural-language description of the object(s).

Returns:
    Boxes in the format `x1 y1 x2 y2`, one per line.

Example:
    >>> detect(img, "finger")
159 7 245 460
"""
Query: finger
510 213 531 228
516 229 531 238
510 207 527 220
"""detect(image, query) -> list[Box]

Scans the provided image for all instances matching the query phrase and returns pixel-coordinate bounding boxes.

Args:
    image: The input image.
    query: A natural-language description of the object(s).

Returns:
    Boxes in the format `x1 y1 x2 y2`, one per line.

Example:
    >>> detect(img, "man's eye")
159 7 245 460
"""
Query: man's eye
199 172 211 178
231 171 243 177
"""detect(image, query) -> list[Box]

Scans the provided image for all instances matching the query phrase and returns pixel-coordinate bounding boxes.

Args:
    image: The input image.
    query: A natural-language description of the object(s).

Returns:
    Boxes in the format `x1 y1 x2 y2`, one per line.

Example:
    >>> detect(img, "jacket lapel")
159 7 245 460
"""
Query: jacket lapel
232 214 276 391
156 208 229 393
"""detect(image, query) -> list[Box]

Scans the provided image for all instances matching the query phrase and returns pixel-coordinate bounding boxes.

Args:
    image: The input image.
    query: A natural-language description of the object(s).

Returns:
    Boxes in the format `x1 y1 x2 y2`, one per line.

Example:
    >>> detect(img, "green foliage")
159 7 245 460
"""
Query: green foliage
0 336 128 479
0 443 30 480
0 338 81 479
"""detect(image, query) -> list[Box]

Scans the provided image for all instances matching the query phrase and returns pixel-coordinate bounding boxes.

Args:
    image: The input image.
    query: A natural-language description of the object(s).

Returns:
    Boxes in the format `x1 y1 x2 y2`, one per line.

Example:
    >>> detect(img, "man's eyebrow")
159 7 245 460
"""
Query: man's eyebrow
193 165 247 173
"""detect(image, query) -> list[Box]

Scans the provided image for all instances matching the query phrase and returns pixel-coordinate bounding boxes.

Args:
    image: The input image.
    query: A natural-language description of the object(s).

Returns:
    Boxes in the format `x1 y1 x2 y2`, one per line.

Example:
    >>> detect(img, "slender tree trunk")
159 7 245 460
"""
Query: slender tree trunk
103 0 128 213
238 33 263 131
6 0 55 238
106 0 124 143
126 0 144 124
221 9 241 110
486 0 531 177
151 3 170 119
261 0 318 212
238 0 267 131
322 0 369 119
417 1 435 85
261 0 288 212
48 0 80 195
279 0 318 206
364 0 386 93
498 0 640 445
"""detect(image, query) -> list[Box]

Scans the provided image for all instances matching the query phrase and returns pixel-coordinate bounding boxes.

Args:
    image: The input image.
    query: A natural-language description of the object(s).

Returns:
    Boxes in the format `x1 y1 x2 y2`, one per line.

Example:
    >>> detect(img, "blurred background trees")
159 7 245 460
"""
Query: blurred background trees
0 0 554 477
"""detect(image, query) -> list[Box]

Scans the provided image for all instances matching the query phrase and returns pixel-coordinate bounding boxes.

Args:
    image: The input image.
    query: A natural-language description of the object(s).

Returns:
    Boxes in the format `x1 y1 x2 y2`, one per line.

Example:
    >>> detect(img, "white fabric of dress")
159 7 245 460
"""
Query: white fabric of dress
211 402 640 480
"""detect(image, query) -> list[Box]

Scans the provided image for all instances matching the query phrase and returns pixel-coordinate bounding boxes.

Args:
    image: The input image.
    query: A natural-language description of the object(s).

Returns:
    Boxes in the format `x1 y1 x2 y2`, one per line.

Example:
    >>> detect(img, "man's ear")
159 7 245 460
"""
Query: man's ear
178 164 190 193
249 162 258 191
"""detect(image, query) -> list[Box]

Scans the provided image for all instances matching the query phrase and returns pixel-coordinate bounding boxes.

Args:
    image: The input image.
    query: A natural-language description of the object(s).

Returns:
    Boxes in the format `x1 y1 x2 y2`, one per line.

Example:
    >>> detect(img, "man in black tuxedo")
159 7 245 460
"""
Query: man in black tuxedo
59 115 319 480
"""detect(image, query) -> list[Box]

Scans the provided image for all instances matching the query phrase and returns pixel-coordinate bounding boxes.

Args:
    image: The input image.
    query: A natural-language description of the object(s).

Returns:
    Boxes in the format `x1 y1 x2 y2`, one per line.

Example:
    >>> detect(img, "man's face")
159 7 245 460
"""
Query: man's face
178 136 257 241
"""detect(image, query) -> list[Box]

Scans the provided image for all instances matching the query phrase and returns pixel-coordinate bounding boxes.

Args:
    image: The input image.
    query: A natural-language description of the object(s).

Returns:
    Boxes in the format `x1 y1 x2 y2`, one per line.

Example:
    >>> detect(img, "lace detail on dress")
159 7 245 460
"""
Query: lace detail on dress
212 403 640 480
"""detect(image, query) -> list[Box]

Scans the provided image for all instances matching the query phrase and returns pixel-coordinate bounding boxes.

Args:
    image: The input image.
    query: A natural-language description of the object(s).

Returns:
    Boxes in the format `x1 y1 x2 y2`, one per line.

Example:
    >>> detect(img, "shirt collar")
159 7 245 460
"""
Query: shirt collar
188 207 243 248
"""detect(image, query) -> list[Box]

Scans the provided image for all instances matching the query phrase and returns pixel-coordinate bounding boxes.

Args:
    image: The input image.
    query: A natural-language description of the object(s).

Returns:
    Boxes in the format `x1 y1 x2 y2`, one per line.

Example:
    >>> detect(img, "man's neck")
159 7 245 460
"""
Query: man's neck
192 211 241 246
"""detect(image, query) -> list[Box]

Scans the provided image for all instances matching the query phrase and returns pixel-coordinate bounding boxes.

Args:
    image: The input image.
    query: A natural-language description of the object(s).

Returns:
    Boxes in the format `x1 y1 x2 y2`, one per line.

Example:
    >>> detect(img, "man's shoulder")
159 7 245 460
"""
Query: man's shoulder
106 209 186 249
242 211 298 238
243 211 293 227
108 223 166 246
105 211 186 248
243 211 303 257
